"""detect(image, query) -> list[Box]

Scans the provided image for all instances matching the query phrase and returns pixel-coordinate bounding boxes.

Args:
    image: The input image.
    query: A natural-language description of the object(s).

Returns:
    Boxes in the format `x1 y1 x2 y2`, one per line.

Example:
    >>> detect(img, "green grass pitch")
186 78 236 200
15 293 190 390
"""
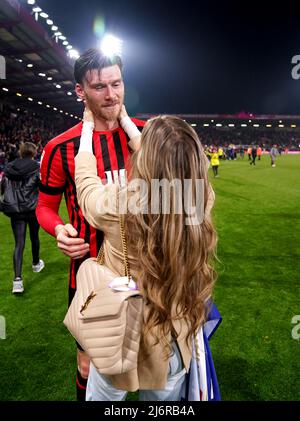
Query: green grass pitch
0 154 299 400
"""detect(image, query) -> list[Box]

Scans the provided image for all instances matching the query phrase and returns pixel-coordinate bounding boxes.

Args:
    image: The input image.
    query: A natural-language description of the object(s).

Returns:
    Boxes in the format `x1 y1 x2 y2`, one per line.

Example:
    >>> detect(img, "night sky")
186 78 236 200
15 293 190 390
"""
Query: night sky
37 0 300 115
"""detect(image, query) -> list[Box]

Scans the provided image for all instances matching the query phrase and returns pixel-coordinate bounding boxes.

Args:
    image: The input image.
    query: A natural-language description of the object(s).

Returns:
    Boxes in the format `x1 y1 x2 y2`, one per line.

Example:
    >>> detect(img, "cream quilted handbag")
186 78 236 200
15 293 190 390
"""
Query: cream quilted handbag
63 215 143 375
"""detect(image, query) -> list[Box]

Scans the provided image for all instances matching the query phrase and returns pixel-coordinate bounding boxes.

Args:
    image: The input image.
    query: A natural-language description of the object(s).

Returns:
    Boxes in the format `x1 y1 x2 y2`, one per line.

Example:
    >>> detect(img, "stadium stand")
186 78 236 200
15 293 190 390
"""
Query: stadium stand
138 113 300 151
0 0 81 118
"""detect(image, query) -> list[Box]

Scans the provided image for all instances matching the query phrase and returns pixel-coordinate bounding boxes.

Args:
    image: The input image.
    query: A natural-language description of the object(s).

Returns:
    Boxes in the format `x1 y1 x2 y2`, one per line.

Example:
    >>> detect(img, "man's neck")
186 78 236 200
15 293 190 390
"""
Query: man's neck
94 117 119 132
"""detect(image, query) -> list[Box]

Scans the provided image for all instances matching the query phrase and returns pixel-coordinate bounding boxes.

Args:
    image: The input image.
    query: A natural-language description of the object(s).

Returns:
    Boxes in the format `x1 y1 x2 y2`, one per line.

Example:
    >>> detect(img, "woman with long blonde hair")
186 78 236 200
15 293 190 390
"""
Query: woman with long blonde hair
74 107 217 400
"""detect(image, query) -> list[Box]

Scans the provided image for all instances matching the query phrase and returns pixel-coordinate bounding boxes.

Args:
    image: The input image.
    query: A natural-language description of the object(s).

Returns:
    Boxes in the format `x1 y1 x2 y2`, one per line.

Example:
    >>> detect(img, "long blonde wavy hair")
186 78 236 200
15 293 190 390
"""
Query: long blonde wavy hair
125 115 217 357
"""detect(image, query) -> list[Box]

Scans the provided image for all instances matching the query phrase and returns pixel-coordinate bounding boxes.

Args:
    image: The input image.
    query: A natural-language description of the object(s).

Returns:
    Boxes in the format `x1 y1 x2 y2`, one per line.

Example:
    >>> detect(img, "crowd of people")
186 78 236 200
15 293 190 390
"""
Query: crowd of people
196 125 300 152
0 107 299 176
0 108 66 172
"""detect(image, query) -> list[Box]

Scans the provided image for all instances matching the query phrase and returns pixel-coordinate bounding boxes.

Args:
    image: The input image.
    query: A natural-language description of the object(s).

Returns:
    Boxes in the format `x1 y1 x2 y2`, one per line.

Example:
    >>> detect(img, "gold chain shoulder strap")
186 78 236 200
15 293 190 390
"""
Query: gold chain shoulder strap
96 214 131 281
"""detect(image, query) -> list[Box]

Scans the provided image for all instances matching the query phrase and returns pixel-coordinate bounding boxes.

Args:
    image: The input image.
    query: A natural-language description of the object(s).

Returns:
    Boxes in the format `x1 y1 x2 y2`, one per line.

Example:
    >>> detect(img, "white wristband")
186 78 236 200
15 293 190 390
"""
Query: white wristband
120 116 141 140
79 121 94 153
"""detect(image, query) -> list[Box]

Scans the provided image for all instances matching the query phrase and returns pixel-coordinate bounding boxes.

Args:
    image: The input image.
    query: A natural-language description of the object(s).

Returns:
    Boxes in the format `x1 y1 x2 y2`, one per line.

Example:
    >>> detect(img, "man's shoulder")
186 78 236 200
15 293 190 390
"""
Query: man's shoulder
44 122 83 153
131 118 146 128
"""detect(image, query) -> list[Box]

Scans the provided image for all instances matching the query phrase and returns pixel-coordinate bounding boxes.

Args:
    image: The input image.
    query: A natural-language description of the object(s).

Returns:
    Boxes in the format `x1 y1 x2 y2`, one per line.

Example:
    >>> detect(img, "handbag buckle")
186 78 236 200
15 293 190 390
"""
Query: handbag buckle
80 291 97 315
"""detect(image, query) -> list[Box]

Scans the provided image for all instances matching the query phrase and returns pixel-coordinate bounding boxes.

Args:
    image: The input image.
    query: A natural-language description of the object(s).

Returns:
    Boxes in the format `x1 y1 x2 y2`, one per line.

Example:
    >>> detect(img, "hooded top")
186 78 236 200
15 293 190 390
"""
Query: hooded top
1 157 40 215
5 157 39 181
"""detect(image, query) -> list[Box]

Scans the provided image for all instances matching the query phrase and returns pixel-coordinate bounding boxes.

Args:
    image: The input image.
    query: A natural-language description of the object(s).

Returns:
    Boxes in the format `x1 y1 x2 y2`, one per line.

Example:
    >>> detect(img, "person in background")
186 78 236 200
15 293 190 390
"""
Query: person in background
239 146 245 159
208 147 220 177
257 145 262 161
0 142 44 294
270 144 279 167
247 146 252 161
218 146 223 160
250 145 257 165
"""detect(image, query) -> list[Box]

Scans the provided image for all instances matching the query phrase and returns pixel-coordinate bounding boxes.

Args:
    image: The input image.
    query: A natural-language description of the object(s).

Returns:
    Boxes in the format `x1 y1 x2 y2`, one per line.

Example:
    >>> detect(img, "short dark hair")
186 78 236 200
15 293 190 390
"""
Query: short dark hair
74 48 123 84
20 142 37 159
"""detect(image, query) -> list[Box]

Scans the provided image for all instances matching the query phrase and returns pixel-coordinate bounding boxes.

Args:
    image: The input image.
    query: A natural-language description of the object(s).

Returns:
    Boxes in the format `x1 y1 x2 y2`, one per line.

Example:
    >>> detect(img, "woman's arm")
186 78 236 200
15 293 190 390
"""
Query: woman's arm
75 110 119 230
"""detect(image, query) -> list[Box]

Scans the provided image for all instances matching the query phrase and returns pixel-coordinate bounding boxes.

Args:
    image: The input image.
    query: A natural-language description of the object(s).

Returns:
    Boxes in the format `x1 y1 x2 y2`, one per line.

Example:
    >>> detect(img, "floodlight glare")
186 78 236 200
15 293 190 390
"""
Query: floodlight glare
46 19 53 25
27 0 35 5
40 12 48 18
51 25 58 31
100 34 123 57
32 7 42 12
69 49 80 59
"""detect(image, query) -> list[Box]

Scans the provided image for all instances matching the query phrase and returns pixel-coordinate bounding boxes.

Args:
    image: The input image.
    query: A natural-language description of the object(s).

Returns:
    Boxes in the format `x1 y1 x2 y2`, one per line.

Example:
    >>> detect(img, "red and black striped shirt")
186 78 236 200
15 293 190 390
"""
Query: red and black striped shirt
37 119 145 295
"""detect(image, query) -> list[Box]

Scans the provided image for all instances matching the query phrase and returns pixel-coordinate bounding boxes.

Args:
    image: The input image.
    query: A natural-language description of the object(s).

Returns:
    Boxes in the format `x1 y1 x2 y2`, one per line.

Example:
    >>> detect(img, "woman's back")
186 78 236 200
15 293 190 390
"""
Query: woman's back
75 115 217 391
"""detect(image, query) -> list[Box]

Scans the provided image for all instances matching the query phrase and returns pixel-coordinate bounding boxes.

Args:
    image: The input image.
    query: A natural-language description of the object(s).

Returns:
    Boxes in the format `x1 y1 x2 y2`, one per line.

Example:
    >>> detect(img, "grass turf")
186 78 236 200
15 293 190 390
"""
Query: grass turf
0 154 299 400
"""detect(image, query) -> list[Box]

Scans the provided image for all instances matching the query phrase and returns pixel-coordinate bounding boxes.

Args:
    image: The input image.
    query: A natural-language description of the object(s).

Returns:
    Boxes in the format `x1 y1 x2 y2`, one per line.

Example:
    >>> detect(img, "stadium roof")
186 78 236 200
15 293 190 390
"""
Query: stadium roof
0 0 81 120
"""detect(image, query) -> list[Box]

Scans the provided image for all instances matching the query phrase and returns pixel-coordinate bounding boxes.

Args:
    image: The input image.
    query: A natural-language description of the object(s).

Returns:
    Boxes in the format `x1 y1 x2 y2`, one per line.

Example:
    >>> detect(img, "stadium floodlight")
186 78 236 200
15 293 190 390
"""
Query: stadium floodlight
69 49 80 59
46 104 50 108
38 73 46 77
28 97 33 101
2 87 8 92
253 124 260 127
66 45 73 50
216 123 222 127
203 123 210 127
54 32 62 37
67 92 72 96
266 124 272 128
63 41 69 46
228 124 235 127
27 63 33 67
40 12 48 18
51 25 58 31
16 93 22 97
291 124 296 128
27 0 35 5
191 123 197 127
46 19 53 25
60 110 63 113
59 35 66 40
278 124 284 128
38 101 43 105
55 84 61 89
100 34 123 57
53 107 57 111
32 7 41 12
241 124 247 127
77 98 82 102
